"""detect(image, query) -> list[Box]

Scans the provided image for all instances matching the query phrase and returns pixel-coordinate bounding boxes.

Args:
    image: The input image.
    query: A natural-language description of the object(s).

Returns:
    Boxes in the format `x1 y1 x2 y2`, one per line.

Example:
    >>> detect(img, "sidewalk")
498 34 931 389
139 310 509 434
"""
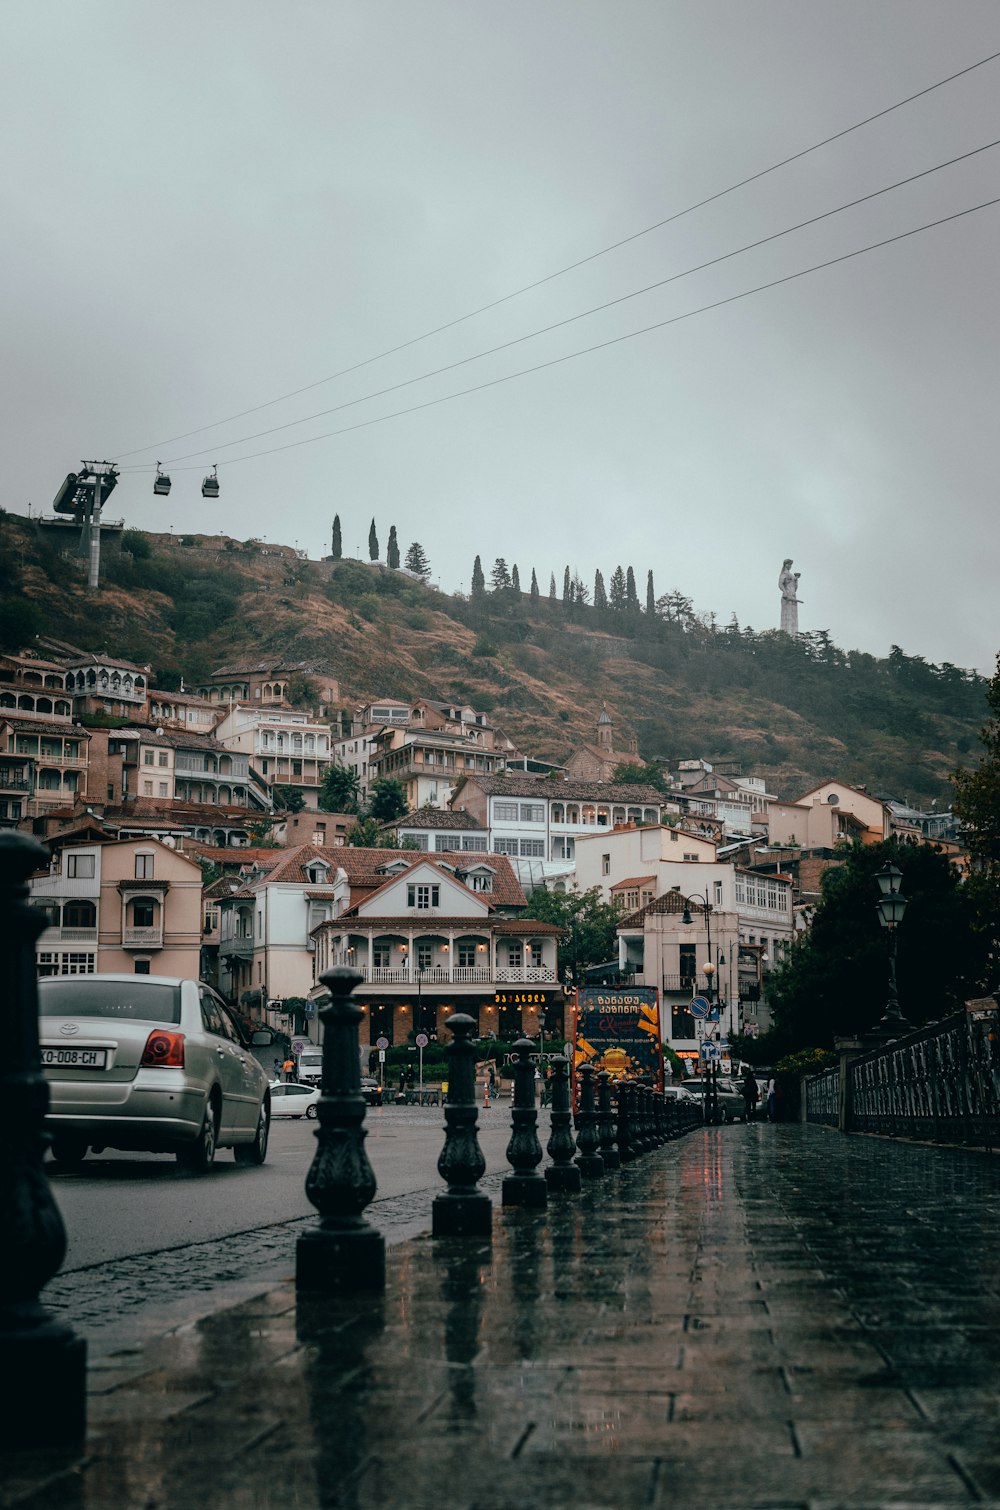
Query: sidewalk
6 1124 1000 1509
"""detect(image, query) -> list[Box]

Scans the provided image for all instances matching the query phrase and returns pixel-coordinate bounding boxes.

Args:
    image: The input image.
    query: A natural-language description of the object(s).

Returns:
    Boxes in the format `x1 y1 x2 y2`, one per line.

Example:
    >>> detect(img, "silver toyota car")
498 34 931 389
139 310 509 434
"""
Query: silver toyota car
39 974 272 1173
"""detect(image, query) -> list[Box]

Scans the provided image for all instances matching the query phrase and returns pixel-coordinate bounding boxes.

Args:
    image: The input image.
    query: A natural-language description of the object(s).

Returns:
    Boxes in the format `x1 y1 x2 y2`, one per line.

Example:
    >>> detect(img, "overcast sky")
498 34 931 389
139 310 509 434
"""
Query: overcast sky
3 3 998 674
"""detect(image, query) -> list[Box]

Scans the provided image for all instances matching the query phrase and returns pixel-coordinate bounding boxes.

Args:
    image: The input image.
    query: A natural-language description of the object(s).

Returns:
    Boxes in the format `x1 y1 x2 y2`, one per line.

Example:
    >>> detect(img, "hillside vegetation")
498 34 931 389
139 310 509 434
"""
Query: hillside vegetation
1 517 988 807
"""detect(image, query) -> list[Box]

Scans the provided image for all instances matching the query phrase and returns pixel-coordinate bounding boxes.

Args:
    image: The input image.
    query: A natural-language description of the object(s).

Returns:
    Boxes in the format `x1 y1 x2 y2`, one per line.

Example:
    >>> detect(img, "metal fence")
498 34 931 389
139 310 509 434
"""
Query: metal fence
805 1008 1000 1151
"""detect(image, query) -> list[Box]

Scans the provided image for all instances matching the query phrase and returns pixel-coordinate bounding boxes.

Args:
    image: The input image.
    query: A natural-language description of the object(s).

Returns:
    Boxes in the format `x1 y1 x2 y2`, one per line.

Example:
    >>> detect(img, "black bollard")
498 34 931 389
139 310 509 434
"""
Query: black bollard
574 1061 605 1178
616 1078 634 1163
502 1037 547 1208
433 1013 492 1237
296 966 385 1291
544 1054 582 1194
0 831 87 1448
596 1069 620 1170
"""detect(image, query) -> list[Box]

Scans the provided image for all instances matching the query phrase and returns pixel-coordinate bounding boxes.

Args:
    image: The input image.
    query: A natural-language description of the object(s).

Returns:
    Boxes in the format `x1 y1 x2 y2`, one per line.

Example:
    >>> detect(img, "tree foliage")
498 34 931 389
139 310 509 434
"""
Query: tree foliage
386 526 400 569
368 519 379 561
762 841 990 1057
318 763 361 813
331 515 342 558
523 886 620 983
405 542 430 580
368 776 408 822
471 554 485 597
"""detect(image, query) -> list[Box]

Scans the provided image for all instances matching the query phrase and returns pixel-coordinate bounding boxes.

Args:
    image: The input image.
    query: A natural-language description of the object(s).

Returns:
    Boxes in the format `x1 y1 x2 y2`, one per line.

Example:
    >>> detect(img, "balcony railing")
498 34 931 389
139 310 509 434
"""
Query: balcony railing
122 927 163 948
337 964 556 986
58 927 98 943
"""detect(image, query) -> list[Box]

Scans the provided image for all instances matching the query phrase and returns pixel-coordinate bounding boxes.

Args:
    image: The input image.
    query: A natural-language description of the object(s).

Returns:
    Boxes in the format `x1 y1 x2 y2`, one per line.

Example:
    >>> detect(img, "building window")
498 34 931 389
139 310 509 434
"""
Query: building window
507 944 523 968
494 801 519 822
131 898 156 928
520 839 544 857
135 854 154 879
158 752 168 767
159 783 168 798
602 853 611 875
417 944 433 970
714 881 723 906
63 899 96 928
134 960 151 975
494 838 519 856
143 750 155 766
66 854 95 879
407 883 439 909
373 945 391 968
458 944 477 969
143 781 153 795
461 836 488 852
468 873 493 892
530 942 543 967
519 803 544 822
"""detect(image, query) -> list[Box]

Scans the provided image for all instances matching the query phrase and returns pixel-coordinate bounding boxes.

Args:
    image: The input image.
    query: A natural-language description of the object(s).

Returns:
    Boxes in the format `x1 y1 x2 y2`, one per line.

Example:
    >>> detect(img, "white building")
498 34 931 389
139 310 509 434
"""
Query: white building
213 705 333 807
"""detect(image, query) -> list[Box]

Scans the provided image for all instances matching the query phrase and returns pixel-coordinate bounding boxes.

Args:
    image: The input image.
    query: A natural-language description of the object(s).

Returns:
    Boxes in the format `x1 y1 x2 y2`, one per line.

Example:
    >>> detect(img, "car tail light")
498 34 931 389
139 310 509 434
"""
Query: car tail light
140 1030 185 1068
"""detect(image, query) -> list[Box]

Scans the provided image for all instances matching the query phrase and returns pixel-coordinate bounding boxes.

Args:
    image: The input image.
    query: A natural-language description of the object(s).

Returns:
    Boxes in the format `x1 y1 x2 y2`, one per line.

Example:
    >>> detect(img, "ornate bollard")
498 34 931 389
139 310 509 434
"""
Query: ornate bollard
596 1069 620 1170
0 832 87 1447
297 966 385 1291
502 1037 547 1208
616 1078 634 1163
544 1054 582 1193
433 1013 492 1237
573 1061 605 1178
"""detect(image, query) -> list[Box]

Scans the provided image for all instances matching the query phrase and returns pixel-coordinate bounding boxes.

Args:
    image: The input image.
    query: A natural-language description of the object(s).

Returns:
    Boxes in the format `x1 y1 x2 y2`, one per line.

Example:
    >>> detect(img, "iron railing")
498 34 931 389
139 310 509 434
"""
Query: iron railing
805 1008 1000 1150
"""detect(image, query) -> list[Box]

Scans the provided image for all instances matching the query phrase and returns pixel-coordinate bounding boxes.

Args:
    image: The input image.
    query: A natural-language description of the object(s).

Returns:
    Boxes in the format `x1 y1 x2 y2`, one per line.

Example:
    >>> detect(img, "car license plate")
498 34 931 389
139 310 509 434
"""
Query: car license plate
41 1047 109 1069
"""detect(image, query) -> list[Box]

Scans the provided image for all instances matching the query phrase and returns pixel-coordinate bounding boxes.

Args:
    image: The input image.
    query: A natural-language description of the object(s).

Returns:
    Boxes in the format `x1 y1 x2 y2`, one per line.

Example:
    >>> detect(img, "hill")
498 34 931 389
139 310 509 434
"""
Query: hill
0 516 989 807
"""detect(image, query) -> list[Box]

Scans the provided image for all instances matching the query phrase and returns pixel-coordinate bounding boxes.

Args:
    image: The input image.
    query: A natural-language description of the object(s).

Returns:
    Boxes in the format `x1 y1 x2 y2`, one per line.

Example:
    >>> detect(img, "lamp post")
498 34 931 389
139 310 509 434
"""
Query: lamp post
682 894 719 1123
871 861 913 1042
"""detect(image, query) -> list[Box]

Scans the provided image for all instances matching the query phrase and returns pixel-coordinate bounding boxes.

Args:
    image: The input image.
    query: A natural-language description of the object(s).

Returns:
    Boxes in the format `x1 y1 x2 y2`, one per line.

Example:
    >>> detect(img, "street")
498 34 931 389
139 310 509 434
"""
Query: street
48 1104 529 1272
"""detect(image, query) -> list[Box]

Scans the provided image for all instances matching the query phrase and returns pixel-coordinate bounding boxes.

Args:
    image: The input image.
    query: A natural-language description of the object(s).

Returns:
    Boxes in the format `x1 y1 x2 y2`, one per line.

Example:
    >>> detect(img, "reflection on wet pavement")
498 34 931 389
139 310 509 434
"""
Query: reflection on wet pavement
7 1126 1000 1508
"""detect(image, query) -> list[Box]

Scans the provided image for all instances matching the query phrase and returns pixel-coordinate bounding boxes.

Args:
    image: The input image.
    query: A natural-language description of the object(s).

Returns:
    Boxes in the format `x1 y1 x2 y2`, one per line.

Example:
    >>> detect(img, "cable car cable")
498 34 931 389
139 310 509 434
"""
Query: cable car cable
126 139 1000 468
109 45 1000 461
138 195 999 473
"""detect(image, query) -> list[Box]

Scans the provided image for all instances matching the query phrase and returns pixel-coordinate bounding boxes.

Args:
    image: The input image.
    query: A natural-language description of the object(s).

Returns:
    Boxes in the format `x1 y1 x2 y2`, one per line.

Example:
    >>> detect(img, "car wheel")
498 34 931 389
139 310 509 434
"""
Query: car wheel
51 1135 88 1168
235 1102 270 1166
306 1102 318 1119
177 1101 218 1173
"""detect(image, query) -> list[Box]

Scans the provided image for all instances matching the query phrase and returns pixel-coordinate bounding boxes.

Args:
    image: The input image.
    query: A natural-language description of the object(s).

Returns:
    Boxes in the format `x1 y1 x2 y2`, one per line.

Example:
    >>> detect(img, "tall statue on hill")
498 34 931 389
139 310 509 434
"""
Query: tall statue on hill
778 559 801 635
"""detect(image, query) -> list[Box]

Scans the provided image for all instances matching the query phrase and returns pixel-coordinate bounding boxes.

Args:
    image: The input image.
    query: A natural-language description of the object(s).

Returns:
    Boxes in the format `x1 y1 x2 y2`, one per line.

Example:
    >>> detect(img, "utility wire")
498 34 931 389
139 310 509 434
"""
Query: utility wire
111 46 1000 460
120 139 998 468
143 196 999 473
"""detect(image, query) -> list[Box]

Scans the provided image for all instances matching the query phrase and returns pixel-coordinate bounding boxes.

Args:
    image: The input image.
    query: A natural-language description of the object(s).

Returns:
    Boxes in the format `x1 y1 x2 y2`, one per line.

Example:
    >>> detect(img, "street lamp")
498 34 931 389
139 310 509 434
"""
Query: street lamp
682 894 719 1122
872 861 913 1041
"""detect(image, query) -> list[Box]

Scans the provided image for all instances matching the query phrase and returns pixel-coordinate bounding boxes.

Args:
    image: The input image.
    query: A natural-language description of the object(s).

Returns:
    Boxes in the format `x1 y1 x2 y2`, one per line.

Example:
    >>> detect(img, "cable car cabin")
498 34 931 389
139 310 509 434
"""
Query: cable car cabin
201 466 220 499
153 465 171 497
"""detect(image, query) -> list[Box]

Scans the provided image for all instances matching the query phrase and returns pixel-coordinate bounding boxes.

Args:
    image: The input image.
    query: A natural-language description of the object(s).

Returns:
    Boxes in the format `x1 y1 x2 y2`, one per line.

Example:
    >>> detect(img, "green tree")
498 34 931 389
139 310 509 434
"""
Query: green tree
524 887 621 984
625 565 640 612
405 542 430 580
387 526 400 569
646 569 655 615
121 529 151 560
764 841 989 1056
562 565 571 607
609 565 626 612
490 558 512 593
331 515 342 558
548 572 557 602
610 761 651 788
368 518 379 561
471 555 486 597
368 776 408 822
529 568 539 604
952 651 1000 986
511 563 521 595
348 816 397 848
593 569 608 611
319 763 361 813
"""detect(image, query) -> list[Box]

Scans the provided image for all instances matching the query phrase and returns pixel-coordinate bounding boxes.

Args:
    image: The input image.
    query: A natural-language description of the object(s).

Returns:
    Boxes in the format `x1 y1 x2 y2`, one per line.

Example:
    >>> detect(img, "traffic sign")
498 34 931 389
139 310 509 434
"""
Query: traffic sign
291 1039 306 1054
376 1036 389 1050
700 1043 721 1061
415 1033 429 1048
689 996 711 1018
378 1049 386 1063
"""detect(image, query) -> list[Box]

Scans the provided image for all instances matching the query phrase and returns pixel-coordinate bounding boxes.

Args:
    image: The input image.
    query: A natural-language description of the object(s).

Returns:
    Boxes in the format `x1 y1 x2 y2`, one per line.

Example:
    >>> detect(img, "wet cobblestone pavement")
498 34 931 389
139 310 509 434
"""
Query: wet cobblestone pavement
6 1124 1000 1510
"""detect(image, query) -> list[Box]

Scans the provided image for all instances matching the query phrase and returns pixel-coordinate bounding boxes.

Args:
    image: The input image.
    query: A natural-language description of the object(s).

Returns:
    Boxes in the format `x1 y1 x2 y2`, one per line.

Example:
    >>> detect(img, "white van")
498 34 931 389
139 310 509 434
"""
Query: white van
295 1046 324 1086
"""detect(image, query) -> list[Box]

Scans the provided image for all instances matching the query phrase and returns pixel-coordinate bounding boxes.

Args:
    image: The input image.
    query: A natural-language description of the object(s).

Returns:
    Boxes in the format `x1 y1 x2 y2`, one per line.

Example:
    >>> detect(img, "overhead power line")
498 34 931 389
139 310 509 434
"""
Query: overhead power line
141 196 999 473
111 46 1000 461
117 139 997 467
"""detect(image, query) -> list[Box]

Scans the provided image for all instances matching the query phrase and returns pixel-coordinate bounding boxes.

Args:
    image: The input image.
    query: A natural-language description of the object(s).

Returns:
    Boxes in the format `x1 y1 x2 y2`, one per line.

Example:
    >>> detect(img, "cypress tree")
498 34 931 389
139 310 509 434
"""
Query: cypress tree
511 563 521 594
609 565 626 611
387 525 400 569
562 565 571 606
368 518 379 561
530 568 539 604
331 514 342 559
646 568 655 615
549 572 557 601
626 565 640 612
593 569 608 611
471 554 486 597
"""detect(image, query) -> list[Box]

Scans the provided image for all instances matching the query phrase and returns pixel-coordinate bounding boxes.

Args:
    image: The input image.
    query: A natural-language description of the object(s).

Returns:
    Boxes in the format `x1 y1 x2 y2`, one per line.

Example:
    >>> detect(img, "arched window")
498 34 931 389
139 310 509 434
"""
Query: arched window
63 899 96 929
130 896 157 929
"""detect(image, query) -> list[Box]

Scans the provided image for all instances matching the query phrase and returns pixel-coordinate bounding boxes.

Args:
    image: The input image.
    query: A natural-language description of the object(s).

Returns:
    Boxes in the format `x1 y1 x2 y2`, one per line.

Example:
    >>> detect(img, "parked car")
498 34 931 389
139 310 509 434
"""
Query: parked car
676 1078 746 1122
360 1076 384 1106
39 974 272 1173
268 1081 320 1119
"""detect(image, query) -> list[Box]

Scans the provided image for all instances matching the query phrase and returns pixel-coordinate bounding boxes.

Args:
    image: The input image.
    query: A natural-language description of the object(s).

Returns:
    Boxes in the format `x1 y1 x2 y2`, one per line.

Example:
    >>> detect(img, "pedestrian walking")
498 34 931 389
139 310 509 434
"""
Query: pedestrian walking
273 1058 282 1081
741 1066 758 1122
766 1076 777 1122
283 1056 295 1083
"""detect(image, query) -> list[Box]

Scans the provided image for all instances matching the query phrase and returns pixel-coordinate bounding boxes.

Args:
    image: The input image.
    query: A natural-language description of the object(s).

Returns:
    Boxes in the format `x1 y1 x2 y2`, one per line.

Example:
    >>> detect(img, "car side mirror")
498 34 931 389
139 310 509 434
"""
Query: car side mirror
252 1030 274 1046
